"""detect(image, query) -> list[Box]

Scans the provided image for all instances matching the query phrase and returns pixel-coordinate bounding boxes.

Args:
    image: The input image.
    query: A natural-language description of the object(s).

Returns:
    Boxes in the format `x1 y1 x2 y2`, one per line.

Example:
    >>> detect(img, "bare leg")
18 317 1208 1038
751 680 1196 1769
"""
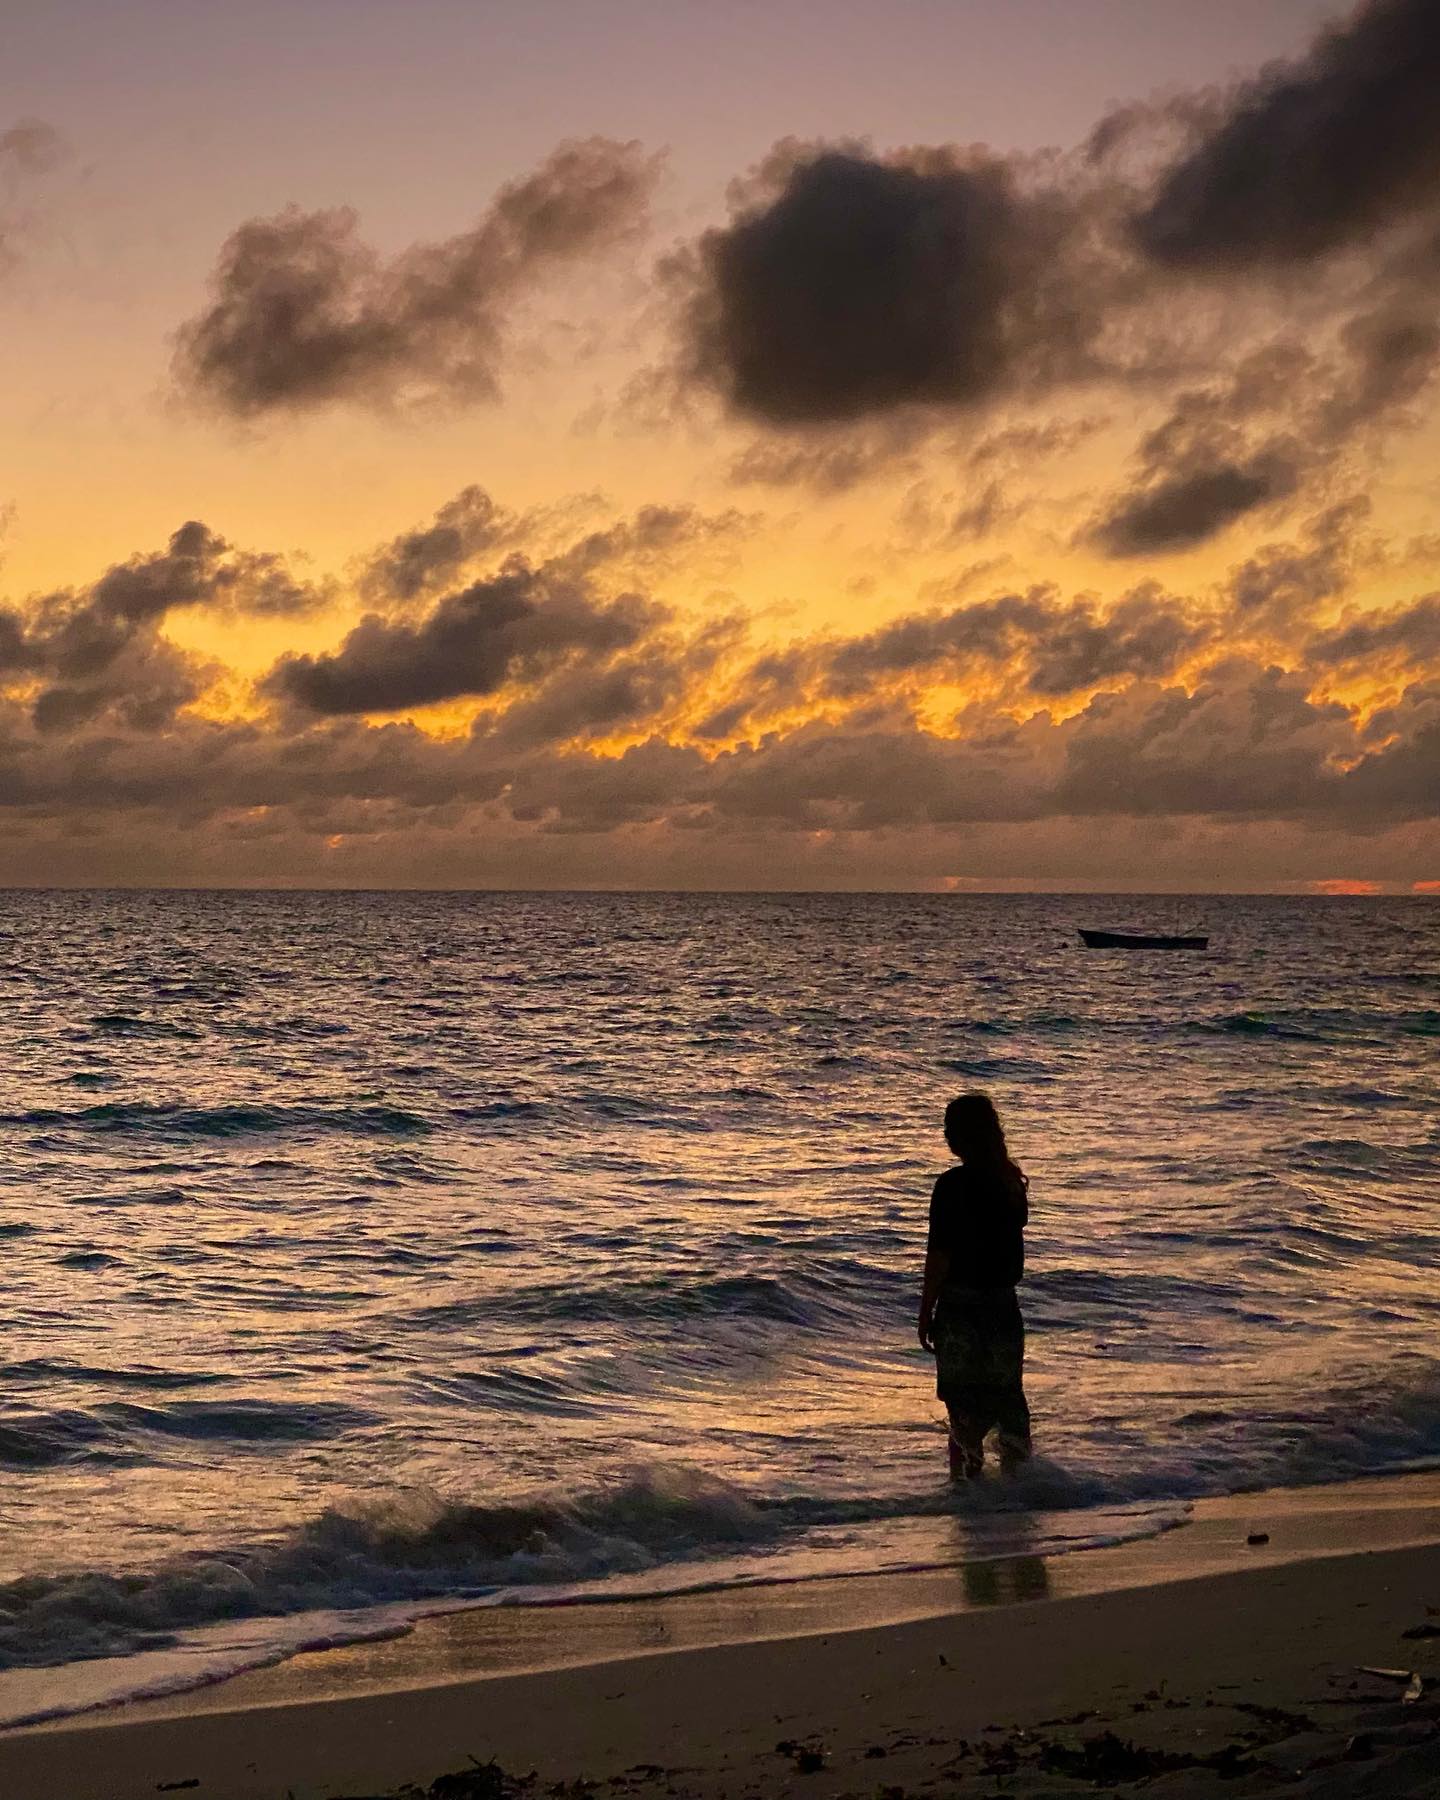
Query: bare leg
946 1406 985 1480
995 1383 1032 1475
996 1429 1032 1475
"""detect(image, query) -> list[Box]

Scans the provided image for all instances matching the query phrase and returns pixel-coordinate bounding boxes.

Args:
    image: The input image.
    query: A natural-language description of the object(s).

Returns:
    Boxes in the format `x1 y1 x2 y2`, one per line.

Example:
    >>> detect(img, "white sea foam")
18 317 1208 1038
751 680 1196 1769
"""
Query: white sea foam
0 1464 1189 1728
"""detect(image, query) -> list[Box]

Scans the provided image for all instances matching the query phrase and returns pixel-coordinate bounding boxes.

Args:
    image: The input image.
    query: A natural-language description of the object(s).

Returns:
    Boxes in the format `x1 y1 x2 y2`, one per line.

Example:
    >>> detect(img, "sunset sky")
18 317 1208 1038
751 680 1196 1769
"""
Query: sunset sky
2 0 1437 890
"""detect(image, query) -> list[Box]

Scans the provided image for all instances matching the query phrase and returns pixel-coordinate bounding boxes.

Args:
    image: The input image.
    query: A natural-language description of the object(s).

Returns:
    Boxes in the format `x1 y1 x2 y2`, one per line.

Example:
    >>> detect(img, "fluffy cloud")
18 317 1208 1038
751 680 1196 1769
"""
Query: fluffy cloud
358 486 512 605
273 499 754 719
0 522 326 732
815 585 1212 700
1094 456 1298 558
1224 500 1370 635
269 555 668 717
1092 288 1440 557
4 473 1434 882
1307 592 1440 671
677 140 1111 427
175 138 660 415
11 652 1413 832
1132 0 1440 268
1090 1 1440 554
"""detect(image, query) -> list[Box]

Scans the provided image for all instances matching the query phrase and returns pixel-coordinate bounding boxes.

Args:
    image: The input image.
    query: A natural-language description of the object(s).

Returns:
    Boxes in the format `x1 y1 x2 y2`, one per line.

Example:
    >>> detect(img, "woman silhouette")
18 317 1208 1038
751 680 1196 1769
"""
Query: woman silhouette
917 1093 1032 1480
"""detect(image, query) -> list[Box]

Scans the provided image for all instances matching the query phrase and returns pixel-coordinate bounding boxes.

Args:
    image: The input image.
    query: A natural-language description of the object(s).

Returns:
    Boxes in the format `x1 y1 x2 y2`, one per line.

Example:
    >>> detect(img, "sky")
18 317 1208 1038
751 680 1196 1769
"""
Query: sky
1 0 1437 891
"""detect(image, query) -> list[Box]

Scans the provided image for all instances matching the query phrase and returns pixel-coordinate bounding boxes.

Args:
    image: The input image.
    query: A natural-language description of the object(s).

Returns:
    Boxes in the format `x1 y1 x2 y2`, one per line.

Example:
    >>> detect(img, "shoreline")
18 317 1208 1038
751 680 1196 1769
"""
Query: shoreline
5 1467 1440 1798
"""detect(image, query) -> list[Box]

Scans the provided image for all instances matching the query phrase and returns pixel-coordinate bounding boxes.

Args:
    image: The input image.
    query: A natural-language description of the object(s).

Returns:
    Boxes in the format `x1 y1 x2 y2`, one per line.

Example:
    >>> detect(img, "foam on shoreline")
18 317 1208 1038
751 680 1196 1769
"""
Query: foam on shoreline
8 1466 1439 1742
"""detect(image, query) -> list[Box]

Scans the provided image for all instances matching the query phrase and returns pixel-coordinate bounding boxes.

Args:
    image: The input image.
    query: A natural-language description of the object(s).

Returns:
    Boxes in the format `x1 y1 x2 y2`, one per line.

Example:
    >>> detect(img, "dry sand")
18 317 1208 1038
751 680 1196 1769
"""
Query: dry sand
4 1473 1439 1800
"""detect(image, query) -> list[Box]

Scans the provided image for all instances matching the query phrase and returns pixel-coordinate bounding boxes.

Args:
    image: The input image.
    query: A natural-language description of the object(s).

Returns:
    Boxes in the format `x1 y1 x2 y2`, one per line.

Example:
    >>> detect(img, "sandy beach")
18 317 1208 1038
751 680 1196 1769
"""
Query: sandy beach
4 1470 1439 1800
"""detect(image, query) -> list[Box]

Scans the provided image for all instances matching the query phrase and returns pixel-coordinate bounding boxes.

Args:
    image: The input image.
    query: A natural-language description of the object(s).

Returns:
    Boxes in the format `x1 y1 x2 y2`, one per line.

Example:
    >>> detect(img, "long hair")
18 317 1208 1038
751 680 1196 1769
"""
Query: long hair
944 1092 1028 1214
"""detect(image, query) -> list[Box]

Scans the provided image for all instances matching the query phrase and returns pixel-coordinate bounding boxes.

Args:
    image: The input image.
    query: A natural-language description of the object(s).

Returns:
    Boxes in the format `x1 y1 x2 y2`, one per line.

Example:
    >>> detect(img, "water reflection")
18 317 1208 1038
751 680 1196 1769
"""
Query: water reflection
962 1552 1051 1607
952 1503 1052 1608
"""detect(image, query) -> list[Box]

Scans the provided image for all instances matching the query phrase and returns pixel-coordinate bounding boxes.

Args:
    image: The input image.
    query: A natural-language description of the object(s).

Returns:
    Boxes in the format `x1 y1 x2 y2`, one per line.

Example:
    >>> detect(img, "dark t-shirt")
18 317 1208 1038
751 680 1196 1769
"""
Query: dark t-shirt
927 1163 1027 1290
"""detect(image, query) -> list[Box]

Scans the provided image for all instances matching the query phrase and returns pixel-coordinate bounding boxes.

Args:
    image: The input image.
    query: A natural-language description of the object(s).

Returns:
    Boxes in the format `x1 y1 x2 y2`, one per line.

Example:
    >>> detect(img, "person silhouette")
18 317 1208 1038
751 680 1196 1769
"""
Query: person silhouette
917 1093 1032 1480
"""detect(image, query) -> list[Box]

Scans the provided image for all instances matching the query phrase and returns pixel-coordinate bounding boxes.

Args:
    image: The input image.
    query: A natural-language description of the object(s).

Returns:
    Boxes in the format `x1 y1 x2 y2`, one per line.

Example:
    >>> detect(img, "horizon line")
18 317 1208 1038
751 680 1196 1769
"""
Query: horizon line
0 884 1431 899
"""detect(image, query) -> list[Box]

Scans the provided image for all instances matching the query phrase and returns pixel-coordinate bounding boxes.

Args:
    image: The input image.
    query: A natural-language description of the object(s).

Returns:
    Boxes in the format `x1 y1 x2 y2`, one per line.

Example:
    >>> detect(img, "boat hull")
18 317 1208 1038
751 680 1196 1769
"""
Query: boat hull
1078 929 1209 950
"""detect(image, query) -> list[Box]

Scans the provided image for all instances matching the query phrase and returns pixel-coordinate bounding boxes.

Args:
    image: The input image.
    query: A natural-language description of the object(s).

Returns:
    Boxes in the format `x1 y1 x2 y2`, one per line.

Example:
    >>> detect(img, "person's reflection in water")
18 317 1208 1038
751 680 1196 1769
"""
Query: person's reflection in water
962 1551 1051 1607
955 1494 1051 1608
917 1092 1033 1481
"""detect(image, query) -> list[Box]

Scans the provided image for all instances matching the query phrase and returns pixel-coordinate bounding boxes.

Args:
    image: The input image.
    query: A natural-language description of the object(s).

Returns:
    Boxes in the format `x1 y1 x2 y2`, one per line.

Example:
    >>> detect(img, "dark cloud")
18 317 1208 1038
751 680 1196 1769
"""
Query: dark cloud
483 615 742 752
694 581 1218 749
0 522 325 732
1096 12 1440 560
175 138 659 416
1088 341 1311 554
358 486 510 604
544 504 756 584
268 557 667 716
38 520 325 633
1091 277 1440 557
949 480 1014 543
1094 454 1298 557
822 584 1211 698
671 662 1427 834
1319 238 1440 437
75 519 321 624
676 5 1440 539
1306 592 1440 669
281 497 756 720
1025 586 1216 694
1134 0 1440 269
680 141 1102 426
1226 500 1369 634
356 489 751 627
28 636 205 737
0 475 1435 884
1048 662 1355 819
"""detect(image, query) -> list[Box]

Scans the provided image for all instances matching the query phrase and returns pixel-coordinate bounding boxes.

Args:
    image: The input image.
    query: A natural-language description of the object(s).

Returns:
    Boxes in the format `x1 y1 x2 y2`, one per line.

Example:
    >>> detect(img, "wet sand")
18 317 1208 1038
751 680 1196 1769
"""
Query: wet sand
4 1471 1439 1800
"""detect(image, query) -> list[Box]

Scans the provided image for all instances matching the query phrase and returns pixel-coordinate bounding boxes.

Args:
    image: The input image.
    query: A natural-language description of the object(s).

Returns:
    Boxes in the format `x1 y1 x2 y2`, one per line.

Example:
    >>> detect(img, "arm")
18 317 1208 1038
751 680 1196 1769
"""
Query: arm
918 1243 950 1351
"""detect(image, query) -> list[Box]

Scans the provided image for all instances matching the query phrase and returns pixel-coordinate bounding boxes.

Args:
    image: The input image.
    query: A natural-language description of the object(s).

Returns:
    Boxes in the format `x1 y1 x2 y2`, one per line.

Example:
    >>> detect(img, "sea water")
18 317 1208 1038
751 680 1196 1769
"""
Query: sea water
0 890 1435 1720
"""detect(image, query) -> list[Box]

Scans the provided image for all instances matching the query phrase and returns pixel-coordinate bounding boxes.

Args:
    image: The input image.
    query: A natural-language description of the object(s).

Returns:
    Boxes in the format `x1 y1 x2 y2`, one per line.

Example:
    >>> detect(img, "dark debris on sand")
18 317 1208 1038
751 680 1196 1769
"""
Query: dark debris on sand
344 1758 700 1800
339 1678 1440 1800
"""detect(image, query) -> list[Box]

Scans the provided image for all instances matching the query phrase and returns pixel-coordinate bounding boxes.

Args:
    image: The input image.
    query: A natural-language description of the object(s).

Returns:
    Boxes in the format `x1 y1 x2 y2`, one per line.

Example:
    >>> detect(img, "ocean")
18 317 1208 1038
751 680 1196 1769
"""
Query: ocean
0 890 1436 1723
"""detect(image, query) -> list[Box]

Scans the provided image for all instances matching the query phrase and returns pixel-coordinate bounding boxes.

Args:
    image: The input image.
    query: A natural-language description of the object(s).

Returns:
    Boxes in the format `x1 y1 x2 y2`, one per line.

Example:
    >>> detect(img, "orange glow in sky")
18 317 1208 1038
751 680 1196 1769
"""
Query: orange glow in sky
1 0 1438 889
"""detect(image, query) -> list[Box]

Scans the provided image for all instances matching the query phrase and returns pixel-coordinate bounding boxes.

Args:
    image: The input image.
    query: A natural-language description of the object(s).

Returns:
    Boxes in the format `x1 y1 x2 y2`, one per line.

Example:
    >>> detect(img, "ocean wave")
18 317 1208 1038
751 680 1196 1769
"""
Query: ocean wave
220 1016 353 1040
0 1464 1175 1684
1 892 1435 1729
1200 1011 1334 1042
1197 1006 1440 1042
938 1055 1053 1078
86 1013 201 1041
0 1101 431 1137
411 1263 903 1334
0 1398 375 1470
1 1358 235 1392
942 1013 1080 1036
3 1381 1440 1721
12 1357 1440 1687
0 1410 132 1471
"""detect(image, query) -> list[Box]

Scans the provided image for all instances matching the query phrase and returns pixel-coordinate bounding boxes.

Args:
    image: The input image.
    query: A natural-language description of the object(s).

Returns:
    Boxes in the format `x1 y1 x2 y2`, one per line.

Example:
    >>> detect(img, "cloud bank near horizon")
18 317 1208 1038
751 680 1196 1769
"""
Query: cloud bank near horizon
0 478 1434 887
